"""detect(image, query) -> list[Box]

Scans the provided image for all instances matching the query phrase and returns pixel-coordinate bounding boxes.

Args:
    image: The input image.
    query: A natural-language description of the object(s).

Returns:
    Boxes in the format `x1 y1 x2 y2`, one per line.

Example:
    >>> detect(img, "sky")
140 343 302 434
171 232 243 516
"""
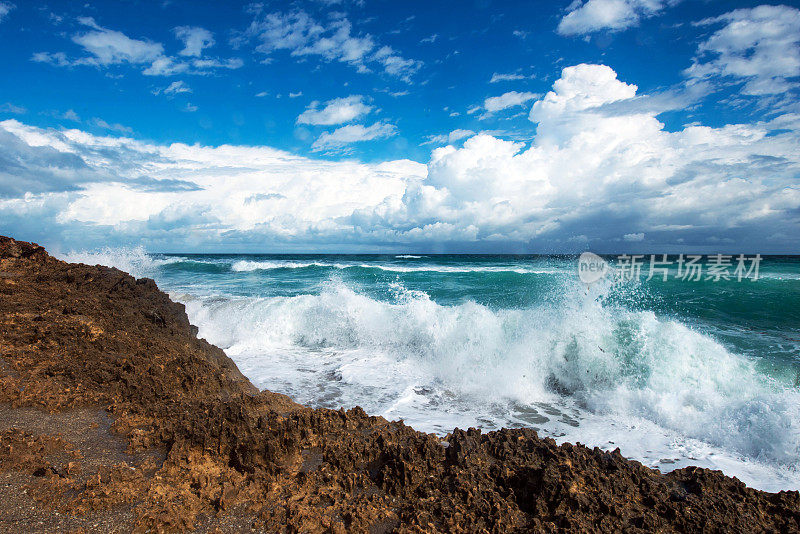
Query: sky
0 0 798 253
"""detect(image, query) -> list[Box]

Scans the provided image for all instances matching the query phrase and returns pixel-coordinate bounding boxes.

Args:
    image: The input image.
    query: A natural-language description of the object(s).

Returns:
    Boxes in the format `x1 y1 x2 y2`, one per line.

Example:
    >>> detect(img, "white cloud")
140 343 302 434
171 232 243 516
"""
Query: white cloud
243 10 420 80
142 56 188 76
72 17 164 66
423 129 475 146
1 64 799 251
529 63 637 142
34 18 240 77
190 58 243 70
289 91 303 98
154 80 192 95
398 64 798 250
558 0 678 36
297 95 372 125
373 45 421 80
686 5 800 95
174 26 215 57
311 122 397 151
530 63 636 114
0 103 26 114
32 51 72 67
623 232 644 242
166 81 191 94
484 91 539 112
0 2 15 23
90 118 132 133
490 73 527 83
0 119 423 247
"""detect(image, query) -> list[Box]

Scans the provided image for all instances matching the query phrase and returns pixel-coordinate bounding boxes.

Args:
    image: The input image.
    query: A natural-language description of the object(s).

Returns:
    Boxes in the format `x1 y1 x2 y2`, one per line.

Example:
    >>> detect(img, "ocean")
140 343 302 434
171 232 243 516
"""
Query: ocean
59 250 800 492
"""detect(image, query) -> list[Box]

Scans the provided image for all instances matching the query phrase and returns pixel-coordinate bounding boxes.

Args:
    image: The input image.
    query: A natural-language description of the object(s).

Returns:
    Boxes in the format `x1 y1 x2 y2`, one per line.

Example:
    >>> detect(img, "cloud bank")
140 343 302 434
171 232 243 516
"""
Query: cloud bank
1 63 798 252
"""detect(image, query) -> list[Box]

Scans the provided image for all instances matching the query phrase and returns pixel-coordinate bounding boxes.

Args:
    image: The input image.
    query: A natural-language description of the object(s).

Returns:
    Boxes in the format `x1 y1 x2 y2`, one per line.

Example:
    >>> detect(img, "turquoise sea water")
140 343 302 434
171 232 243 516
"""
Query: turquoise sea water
60 250 800 491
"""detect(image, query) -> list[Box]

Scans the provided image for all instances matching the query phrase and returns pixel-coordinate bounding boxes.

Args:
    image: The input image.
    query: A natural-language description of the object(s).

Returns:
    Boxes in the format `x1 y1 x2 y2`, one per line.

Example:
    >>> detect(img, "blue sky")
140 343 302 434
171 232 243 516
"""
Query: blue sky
0 0 799 252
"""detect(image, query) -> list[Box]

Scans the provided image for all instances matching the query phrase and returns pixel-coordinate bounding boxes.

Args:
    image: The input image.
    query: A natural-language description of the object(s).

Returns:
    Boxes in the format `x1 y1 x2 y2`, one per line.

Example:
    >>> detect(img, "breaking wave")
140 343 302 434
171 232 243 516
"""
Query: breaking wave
56 247 800 491
184 279 800 469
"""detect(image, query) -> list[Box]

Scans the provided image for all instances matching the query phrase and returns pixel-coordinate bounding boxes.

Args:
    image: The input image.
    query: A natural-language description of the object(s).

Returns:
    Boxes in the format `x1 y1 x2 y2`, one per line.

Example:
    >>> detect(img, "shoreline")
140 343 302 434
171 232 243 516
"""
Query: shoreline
1 235 798 532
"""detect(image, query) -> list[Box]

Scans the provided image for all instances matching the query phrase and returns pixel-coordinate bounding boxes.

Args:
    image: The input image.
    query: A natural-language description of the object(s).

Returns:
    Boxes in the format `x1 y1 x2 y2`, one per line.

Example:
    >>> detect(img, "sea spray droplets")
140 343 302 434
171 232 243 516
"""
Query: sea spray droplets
57 246 180 278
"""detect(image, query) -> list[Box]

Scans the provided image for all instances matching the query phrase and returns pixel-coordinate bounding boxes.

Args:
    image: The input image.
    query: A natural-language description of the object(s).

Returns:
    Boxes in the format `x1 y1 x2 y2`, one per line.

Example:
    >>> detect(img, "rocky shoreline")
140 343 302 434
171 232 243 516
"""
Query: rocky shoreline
0 235 798 533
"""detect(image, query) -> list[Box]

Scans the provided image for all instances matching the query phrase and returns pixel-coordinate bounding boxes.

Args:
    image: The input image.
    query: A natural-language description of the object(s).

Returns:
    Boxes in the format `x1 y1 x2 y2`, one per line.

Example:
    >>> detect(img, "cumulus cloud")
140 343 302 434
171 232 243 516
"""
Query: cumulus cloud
33 17 241 77
558 0 679 36
0 118 423 248
1 64 799 252
242 9 421 80
311 122 397 151
174 26 214 57
398 64 799 250
529 63 637 142
686 5 800 95
297 96 372 125
484 91 539 113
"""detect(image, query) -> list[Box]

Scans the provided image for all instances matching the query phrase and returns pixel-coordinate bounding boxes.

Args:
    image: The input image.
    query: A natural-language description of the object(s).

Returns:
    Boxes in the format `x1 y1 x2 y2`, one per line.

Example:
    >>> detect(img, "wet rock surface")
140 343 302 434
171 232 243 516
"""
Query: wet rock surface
0 235 798 533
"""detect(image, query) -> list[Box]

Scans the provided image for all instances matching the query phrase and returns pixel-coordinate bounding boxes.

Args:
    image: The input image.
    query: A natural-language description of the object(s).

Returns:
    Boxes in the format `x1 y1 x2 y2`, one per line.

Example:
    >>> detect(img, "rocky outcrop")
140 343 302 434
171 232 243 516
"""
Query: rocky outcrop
0 235 798 532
